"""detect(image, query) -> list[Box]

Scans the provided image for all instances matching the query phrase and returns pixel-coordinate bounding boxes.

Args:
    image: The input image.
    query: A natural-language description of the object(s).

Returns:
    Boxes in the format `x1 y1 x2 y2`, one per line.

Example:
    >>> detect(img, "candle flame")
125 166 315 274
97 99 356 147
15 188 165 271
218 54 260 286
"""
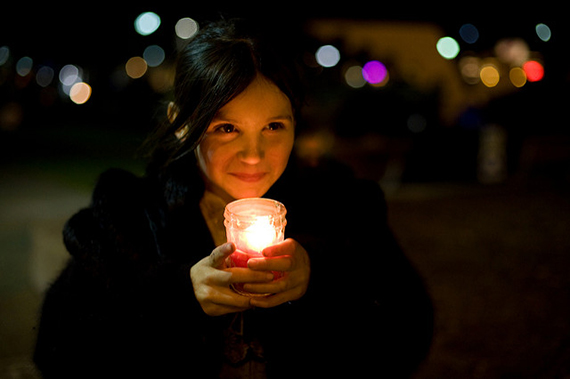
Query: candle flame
243 216 275 254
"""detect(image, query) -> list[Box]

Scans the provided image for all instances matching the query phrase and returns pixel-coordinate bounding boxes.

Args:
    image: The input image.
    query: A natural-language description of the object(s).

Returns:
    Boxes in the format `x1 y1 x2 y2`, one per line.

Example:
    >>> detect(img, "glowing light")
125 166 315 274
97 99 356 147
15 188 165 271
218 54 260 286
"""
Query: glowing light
69 82 92 104
535 23 551 42
509 67 527 87
224 198 287 297
459 56 481 84
315 45 340 68
134 12 161 36
436 37 460 60
345 66 366 88
495 38 529 66
59 64 80 86
362 60 388 85
0 46 9 66
224 198 286 258
143 45 165 67
58 64 83 95
459 24 479 44
16 56 33 76
523 60 544 82
125 56 148 79
480 65 500 87
36 66 54 87
242 216 276 254
175 17 199 39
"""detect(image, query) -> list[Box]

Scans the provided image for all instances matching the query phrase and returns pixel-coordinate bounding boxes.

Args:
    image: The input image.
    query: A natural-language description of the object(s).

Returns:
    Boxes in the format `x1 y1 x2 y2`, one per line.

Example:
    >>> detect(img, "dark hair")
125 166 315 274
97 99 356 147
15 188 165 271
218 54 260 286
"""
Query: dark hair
144 18 304 169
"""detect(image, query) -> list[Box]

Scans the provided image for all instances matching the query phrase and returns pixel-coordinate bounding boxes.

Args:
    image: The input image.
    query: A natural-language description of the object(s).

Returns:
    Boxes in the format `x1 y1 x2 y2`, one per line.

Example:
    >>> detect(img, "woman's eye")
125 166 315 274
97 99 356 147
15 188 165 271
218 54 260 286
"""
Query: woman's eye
216 124 236 133
267 122 284 131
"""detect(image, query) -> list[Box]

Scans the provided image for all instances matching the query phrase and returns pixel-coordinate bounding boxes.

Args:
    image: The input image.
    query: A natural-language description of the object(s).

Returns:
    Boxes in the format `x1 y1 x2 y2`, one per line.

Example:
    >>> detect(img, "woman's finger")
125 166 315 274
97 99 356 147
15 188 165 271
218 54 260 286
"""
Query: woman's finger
224 267 275 284
247 256 292 272
261 238 295 257
208 242 235 268
243 277 290 295
211 288 252 309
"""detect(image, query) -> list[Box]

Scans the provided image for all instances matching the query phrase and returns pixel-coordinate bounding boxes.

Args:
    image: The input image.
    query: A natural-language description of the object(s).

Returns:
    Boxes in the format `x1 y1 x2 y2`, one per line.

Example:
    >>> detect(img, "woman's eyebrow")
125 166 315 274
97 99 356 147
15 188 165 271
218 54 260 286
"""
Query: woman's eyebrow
267 115 294 122
211 113 294 123
211 116 238 123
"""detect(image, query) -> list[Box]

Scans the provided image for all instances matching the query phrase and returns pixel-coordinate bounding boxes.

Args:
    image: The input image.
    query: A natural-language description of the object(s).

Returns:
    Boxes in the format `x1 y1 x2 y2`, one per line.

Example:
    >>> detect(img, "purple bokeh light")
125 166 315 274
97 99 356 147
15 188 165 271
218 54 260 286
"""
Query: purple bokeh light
362 60 387 84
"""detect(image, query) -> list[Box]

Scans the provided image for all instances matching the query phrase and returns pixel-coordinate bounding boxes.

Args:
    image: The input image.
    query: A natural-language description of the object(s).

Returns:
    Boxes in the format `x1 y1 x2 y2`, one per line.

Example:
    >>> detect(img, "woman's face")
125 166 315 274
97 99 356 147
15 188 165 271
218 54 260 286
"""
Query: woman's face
195 75 295 201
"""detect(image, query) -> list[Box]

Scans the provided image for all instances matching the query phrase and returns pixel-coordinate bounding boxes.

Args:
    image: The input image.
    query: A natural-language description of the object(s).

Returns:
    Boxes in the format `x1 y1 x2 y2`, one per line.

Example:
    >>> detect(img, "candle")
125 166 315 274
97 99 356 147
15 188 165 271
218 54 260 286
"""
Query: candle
224 198 287 297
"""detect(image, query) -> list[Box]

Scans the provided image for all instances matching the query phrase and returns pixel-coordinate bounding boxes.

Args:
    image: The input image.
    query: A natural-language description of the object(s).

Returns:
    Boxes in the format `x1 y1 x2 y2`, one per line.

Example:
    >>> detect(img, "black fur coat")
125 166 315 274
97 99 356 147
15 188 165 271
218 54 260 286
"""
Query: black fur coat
34 157 433 378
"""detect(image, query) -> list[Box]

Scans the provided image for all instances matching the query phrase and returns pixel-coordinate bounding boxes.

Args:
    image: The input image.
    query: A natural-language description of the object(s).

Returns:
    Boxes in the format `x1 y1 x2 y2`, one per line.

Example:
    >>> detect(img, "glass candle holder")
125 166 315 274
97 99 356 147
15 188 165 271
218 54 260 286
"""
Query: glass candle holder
224 198 287 297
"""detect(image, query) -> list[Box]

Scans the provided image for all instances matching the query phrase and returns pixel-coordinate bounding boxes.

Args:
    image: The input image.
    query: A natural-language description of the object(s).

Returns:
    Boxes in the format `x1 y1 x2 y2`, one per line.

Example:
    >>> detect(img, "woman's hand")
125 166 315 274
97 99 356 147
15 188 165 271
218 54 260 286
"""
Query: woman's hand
244 238 311 308
190 243 274 316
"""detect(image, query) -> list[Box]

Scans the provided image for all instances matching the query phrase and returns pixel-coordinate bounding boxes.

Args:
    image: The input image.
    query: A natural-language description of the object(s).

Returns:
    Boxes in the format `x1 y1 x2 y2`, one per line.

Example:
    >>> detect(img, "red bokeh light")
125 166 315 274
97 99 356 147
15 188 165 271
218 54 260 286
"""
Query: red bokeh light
522 60 544 82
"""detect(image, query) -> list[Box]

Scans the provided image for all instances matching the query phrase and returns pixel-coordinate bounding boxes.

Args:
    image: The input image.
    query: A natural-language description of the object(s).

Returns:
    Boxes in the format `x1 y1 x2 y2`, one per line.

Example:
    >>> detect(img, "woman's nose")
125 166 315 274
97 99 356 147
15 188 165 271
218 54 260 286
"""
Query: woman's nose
238 135 264 164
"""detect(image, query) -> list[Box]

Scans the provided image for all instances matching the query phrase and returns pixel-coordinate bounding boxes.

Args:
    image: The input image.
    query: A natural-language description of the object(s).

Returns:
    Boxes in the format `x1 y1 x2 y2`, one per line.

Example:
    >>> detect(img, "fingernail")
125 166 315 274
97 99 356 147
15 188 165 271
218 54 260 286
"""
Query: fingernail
266 273 274 281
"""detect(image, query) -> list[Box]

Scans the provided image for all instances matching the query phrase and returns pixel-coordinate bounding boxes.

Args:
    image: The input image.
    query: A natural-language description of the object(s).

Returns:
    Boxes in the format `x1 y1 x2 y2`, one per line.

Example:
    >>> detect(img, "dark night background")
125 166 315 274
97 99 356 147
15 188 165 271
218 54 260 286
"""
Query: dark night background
1 4 569 378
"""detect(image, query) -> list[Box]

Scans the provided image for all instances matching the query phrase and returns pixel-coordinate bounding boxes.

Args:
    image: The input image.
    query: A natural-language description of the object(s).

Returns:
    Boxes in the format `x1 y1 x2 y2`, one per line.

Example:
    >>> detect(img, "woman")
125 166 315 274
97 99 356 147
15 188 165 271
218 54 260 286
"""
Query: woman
34 19 433 378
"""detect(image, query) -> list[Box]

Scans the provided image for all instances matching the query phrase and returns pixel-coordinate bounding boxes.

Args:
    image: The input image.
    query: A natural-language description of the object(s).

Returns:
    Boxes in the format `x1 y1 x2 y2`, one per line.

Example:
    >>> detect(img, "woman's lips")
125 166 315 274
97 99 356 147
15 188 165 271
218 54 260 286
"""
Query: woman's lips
229 172 267 183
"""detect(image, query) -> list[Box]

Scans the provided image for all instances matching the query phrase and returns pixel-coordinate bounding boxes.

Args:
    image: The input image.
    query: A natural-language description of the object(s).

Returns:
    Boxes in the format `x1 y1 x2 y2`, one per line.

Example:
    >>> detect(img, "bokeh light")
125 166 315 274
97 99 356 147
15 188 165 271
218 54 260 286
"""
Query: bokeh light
458 56 481 84
509 67 527 87
480 65 500 87
143 45 165 67
69 82 92 104
315 45 340 68
36 66 54 87
459 24 479 44
125 56 148 79
175 17 199 39
436 37 460 60
59 64 80 86
495 38 529 66
523 60 544 82
362 60 388 85
535 23 551 42
58 64 83 95
16 57 33 76
345 65 366 88
0 46 9 66
134 12 161 36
